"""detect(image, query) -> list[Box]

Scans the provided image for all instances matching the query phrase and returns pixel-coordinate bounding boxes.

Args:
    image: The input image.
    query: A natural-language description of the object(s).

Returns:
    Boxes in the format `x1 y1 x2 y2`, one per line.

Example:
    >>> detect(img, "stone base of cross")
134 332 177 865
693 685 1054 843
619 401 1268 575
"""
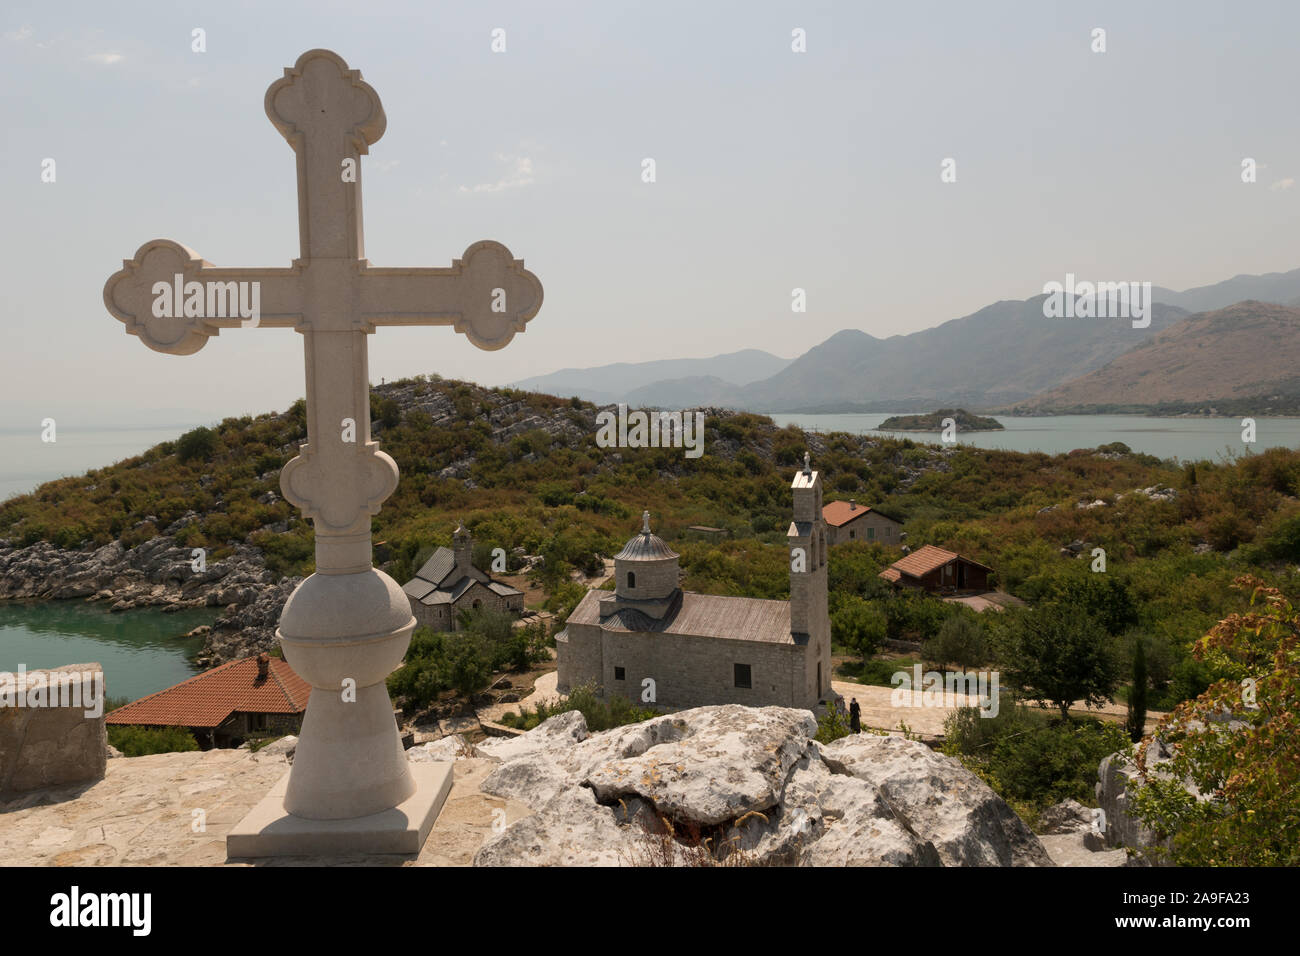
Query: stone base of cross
103 50 542 857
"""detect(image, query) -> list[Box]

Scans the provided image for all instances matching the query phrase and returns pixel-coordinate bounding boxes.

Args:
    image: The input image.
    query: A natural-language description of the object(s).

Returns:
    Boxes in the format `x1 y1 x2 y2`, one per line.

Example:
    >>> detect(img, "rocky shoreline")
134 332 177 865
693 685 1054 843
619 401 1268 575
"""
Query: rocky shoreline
0 537 294 667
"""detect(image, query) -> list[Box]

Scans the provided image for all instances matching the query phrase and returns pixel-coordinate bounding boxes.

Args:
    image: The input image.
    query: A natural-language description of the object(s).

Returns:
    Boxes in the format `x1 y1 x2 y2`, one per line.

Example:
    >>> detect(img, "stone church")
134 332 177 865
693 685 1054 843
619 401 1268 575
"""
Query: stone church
402 524 524 631
557 454 832 712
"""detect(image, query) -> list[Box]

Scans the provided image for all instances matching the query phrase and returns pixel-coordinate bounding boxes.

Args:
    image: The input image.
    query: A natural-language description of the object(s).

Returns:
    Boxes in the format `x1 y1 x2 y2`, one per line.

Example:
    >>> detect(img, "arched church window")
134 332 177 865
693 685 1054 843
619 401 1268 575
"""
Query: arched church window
627 571 636 589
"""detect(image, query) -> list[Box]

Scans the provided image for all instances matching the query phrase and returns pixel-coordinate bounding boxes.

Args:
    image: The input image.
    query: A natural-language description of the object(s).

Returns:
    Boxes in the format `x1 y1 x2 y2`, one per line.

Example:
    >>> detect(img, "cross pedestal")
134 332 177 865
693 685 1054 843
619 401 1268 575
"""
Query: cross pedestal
103 49 543 857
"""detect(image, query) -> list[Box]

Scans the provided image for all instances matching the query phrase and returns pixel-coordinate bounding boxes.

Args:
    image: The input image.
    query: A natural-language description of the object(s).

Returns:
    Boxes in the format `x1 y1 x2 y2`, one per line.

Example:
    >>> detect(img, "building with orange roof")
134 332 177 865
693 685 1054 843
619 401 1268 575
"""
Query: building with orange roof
879 544 992 594
105 653 311 749
822 499 903 546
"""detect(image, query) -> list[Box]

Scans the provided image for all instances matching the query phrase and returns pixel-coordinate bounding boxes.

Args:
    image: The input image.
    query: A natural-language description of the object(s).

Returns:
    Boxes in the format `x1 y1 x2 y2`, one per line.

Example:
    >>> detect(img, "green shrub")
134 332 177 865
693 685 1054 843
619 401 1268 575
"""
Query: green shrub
176 426 217 464
503 682 657 733
107 725 200 757
943 704 1130 812
924 612 988 671
835 656 913 686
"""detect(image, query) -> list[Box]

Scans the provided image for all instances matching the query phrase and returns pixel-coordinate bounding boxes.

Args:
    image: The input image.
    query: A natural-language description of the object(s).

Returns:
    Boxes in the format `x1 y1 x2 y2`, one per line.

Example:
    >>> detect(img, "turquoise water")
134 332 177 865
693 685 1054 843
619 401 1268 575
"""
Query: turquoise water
0 601 218 703
769 412 1300 461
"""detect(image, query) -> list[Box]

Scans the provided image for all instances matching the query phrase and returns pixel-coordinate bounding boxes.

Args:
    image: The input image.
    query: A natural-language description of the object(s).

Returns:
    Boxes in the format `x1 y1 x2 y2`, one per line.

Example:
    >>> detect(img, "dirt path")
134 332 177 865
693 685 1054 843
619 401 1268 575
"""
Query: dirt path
831 678 1167 738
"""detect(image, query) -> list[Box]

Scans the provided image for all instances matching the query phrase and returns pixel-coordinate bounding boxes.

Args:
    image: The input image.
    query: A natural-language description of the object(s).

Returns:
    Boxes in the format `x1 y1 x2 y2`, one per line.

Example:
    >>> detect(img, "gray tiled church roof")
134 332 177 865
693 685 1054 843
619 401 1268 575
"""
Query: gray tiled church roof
615 532 679 561
567 590 792 644
413 548 456 586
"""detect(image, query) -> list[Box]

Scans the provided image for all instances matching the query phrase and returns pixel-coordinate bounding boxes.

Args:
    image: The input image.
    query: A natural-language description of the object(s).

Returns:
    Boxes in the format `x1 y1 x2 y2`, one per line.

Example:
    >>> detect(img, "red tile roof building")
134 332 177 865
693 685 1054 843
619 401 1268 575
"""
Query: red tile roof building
821 499 903 546
879 545 992 592
106 653 310 748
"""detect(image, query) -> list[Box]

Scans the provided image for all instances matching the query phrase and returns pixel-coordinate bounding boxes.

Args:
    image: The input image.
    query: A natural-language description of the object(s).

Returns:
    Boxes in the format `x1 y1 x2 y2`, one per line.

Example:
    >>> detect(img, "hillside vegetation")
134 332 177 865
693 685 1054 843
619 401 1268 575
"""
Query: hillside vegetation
4 375 1300 703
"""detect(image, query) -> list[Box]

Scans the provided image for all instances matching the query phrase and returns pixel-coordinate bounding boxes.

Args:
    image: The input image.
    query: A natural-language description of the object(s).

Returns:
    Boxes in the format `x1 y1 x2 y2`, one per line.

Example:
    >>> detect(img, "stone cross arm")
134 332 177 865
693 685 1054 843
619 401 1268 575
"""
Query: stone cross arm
103 237 543 354
101 48 544 576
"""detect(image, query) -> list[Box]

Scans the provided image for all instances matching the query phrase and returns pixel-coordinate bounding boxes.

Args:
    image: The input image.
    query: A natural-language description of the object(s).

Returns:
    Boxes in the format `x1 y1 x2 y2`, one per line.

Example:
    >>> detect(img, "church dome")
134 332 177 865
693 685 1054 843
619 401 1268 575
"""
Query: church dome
616 523 679 561
614 511 679 602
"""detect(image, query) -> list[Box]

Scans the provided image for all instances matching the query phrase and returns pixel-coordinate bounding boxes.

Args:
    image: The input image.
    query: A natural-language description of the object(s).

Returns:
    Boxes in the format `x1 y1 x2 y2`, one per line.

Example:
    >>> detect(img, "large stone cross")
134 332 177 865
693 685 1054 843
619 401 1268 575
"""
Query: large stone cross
103 50 543 854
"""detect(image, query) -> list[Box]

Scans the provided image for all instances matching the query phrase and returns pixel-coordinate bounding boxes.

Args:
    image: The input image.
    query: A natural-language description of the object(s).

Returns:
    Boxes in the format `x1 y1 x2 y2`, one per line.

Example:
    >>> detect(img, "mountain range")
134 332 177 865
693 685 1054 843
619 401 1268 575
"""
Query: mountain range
1015 302 1300 413
512 268 1300 412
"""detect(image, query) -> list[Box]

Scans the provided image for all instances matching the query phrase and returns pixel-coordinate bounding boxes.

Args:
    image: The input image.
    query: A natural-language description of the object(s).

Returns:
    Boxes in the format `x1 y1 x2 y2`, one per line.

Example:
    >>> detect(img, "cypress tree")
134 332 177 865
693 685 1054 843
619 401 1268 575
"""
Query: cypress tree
1126 638 1148 744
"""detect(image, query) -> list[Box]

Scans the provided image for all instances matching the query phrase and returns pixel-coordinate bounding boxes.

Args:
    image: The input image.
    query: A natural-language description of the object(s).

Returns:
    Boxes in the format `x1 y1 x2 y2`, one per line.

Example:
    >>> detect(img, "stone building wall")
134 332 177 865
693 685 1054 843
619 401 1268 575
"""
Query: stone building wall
409 581 522 632
618 559 677 599
828 512 902 546
559 622 808 710
0 663 107 797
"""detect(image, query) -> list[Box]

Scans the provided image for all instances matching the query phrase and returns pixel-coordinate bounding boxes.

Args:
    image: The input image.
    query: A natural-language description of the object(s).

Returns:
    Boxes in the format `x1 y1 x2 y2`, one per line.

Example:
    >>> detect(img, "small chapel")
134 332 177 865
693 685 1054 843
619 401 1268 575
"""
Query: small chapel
402 524 524 631
556 454 833 712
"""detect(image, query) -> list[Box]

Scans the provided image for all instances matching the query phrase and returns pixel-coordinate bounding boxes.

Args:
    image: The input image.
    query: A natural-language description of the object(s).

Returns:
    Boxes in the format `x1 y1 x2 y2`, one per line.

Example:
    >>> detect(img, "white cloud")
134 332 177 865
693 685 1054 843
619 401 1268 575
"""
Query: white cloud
1269 177 1295 191
458 155 534 194
85 52 123 65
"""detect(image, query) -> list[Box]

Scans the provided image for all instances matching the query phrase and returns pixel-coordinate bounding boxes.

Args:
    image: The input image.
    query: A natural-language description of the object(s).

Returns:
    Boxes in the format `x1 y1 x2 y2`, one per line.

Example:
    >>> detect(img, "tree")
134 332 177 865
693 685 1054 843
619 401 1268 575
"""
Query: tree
175 425 216 463
1131 576 1300 866
1040 573 1136 635
1126 637 1148 743
925 613 987 672
996 604 1120 720
832 596 887 663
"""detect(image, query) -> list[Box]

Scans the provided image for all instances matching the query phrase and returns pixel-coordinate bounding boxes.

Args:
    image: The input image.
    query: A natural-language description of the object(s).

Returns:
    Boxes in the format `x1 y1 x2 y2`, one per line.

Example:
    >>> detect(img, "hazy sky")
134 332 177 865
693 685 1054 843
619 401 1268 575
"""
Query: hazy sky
2 0 1297 432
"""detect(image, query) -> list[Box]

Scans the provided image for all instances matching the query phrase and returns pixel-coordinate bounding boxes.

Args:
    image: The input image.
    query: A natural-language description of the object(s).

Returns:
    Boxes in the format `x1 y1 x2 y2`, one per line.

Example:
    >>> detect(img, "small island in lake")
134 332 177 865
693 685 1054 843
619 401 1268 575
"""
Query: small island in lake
877 408 1005 432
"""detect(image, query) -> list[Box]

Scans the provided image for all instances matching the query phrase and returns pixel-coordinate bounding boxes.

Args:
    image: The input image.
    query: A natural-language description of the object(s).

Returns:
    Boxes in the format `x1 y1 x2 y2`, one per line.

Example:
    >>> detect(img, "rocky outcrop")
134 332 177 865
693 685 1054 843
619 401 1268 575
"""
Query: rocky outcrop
1096 739 1183 856
457 705 1053 867
0 538 297 666
195 577 301 666
1038 798 1097 835
0 664 107 797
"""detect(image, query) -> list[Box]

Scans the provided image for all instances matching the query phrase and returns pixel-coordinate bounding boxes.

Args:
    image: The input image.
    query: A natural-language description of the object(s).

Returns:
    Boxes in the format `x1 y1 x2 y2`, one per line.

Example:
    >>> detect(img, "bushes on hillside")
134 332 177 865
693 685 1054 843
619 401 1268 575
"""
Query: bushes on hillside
498 682 657 732
386 610 550 709
943 704 1129 818
107 725 200 757
175 426 217 463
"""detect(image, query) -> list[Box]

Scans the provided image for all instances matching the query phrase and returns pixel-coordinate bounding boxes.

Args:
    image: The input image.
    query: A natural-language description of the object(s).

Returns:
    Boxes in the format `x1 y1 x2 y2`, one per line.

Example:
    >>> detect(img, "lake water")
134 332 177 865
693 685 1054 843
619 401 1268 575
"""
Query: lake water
769 412 1300 461
0 601 217 703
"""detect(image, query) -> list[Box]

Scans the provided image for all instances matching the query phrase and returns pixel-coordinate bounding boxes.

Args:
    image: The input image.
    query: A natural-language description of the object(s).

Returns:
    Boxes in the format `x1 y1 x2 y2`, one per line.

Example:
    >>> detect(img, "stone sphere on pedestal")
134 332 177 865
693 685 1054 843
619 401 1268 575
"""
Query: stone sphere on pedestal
278 568 416 820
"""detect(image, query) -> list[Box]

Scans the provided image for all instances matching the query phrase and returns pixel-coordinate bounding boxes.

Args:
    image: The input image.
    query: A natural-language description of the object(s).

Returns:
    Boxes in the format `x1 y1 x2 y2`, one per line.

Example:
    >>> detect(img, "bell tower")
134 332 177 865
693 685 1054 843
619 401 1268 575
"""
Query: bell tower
788 452 830 702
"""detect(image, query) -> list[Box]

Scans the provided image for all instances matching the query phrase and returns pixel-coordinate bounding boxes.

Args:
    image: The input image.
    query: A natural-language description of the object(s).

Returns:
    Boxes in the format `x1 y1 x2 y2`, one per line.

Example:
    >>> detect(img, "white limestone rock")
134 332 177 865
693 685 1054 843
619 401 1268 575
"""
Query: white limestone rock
475 710 589 762
473 704 1052 867
819 733 1053 866
407 734 483 762
580 706 816 826
1038 798 1096 834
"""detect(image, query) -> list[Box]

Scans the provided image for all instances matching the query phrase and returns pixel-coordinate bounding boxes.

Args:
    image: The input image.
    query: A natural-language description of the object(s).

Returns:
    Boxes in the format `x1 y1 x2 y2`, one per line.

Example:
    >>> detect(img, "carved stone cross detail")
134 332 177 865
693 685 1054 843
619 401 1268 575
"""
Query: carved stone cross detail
102 50 543 846
105 48 542 574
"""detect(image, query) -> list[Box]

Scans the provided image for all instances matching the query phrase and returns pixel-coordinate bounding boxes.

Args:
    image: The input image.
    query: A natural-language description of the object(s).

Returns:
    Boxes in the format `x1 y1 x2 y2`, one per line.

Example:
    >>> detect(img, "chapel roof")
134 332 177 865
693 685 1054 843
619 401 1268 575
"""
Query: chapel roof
615 510 679 561
403 544 522 606
567 589 792 644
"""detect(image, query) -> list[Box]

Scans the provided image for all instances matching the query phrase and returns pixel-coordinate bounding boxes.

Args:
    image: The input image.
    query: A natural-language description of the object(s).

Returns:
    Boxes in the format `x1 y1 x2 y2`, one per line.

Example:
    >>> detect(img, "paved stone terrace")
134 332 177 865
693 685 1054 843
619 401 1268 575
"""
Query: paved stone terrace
0 748 529 866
